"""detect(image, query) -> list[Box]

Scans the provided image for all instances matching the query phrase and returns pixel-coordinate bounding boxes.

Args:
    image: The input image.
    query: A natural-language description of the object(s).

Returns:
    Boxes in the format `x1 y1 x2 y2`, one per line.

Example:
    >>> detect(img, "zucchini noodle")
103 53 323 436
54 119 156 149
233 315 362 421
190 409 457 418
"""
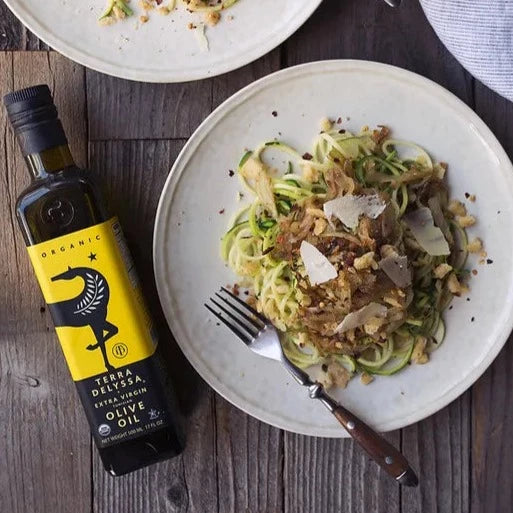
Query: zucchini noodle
221 122 476 387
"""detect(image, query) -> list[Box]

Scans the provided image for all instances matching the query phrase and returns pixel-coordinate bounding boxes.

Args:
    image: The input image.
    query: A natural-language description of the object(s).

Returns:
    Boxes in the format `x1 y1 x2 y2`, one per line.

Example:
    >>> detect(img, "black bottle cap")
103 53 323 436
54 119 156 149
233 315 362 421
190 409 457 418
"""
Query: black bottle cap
3 84 68 156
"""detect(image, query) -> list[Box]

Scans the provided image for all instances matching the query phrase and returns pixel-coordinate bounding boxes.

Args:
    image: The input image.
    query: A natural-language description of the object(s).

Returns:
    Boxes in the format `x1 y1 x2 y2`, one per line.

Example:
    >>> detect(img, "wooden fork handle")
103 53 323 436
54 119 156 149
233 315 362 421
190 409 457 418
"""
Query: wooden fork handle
310 383 418 486
332 403 418 486
281 359 418 486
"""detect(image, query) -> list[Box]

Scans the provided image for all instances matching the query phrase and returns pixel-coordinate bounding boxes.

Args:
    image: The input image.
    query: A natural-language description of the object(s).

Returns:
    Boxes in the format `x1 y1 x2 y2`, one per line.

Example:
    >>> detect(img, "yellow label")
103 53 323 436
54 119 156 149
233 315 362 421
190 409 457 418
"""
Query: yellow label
28 218 157 381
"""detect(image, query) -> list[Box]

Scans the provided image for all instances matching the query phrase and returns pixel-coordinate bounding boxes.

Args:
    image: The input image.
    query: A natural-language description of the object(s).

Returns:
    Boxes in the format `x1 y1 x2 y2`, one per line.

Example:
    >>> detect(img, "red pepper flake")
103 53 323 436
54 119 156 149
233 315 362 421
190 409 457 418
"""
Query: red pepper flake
233 284 240 296
219 209 225 214
272 111 278 117
228 169 234 177
302 152 313 160
337 117 342 124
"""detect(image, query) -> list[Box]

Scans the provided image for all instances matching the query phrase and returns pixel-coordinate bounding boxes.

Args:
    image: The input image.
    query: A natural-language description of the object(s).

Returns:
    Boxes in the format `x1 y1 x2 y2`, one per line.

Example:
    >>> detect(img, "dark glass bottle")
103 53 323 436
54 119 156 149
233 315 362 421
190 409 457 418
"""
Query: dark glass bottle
4 85 184 476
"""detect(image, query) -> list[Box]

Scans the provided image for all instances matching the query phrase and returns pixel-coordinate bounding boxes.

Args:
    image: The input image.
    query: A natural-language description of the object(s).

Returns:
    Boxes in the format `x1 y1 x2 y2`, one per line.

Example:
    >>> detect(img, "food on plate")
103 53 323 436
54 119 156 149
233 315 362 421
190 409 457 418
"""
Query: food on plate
221 120 479 387
100 0 239 27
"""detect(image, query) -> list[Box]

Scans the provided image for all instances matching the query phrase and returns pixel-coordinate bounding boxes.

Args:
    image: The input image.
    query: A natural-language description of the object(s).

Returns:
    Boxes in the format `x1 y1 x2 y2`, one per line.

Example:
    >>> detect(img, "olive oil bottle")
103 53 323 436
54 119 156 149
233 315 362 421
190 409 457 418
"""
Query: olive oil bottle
4 85 184 475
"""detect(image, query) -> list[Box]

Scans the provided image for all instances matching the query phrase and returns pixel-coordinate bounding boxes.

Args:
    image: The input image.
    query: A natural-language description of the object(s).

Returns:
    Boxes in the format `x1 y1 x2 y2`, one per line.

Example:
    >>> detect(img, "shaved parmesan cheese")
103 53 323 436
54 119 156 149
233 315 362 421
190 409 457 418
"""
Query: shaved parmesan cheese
300 241 337 286
403 207 450 256
323 194 386 230
335 302 388 334
379 255 412 288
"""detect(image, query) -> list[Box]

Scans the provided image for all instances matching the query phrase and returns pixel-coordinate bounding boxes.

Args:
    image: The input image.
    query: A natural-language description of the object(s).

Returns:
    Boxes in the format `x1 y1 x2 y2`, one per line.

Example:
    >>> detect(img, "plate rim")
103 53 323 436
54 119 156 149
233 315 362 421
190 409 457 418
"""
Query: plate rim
153 59 513 437
3 0 323 83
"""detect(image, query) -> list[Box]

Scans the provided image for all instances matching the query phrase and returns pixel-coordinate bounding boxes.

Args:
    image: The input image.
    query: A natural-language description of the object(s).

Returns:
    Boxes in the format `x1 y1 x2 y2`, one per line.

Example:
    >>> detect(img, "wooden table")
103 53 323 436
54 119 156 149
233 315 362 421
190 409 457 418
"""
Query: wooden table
1 2 512 512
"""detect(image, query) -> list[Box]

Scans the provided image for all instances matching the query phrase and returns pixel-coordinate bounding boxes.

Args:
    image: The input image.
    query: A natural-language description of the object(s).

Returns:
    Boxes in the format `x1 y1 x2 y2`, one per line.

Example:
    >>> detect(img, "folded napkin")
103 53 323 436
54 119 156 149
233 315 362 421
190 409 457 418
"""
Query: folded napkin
420 0 513 102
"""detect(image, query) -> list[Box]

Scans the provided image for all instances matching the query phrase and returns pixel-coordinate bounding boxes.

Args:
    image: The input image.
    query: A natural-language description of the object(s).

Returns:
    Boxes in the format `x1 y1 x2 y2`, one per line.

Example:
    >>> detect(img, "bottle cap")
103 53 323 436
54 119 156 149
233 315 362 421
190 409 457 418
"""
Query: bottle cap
3 85 68 155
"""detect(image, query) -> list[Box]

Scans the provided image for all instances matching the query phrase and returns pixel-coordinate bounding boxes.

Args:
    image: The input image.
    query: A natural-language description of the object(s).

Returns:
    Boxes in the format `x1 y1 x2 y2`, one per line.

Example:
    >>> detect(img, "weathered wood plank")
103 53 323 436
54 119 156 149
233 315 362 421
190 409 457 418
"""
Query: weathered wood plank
87 45 280 141
86 70 212 141
471 337 513 513
20 28 50 52
0 3 22 50
0 51 90 513
215 395 284 513
284 431 400 513
401 396 470 513
471 81 513 513
212 49 281 109
0 4 49 51
89 139 219 513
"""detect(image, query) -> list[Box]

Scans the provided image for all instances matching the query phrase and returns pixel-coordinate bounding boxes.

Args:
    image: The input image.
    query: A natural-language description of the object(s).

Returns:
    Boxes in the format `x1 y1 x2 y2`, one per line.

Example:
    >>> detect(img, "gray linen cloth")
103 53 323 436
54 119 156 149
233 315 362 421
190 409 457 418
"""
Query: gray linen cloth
420 0 513 101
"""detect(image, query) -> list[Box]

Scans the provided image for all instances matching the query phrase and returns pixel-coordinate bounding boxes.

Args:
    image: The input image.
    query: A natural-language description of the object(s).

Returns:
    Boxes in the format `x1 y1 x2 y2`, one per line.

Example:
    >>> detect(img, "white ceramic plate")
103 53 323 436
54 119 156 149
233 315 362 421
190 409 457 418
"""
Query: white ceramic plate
3 0 321 82
154 60 513 437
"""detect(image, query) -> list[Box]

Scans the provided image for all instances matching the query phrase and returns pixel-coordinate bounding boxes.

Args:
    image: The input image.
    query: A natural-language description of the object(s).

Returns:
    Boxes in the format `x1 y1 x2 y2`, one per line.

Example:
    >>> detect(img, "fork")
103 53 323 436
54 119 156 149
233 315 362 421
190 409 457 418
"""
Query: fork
206 287 419 487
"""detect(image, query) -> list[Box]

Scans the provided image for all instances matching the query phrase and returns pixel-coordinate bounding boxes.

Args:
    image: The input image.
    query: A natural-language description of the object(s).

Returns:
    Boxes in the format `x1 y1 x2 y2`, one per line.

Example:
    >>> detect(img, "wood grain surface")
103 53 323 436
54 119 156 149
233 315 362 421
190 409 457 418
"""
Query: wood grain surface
0 1 513 512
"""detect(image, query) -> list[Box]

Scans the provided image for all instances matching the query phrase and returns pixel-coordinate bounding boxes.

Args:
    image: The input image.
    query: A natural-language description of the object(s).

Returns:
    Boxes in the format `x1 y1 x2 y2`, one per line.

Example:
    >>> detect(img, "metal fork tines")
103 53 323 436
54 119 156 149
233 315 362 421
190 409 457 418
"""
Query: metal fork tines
205 287 268 345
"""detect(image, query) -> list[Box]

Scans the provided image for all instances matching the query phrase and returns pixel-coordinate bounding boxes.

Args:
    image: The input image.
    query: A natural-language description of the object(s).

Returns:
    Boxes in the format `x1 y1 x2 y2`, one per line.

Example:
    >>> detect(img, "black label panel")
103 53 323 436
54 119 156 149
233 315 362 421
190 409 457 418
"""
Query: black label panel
76 354 170 448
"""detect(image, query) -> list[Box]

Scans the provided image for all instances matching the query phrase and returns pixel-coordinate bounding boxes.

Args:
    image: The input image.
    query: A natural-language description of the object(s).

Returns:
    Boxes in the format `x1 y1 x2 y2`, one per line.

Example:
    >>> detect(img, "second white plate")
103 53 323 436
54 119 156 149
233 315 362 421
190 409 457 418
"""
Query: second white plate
3 0 321 82
154 60 513 436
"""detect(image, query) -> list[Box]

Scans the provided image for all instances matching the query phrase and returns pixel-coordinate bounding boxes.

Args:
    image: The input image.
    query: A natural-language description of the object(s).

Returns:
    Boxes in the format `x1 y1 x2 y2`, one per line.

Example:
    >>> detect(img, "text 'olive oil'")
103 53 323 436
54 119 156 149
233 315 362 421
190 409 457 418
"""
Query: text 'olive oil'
4 85 184 475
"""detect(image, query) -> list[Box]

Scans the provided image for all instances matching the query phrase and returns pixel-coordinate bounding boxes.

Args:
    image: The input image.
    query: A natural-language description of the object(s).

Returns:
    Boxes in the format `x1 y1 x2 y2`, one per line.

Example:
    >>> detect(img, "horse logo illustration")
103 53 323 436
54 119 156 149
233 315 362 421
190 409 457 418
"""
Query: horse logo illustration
48 266 119 372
